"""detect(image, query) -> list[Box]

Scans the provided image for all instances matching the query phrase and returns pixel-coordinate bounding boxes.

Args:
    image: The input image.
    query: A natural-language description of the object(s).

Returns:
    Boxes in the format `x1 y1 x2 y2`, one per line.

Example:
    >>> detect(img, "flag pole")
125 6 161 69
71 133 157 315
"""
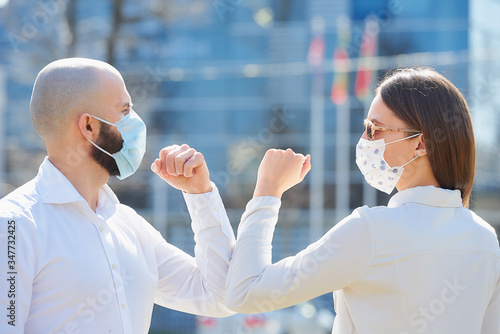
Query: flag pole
309 16 326 243
152 136 169 238
335 100 350 222
0 68 6 197
333 16 352 222
356 17 379 207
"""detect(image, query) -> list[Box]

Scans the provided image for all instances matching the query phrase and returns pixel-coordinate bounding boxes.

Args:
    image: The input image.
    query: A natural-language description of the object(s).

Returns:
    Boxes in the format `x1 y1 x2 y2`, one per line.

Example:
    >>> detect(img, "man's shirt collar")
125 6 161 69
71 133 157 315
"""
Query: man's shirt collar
35 157 119 212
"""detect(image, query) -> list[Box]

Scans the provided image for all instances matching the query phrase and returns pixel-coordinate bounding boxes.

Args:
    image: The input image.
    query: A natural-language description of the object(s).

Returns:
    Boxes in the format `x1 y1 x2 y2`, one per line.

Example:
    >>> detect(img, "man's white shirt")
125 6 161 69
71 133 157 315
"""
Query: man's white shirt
0 157 235 333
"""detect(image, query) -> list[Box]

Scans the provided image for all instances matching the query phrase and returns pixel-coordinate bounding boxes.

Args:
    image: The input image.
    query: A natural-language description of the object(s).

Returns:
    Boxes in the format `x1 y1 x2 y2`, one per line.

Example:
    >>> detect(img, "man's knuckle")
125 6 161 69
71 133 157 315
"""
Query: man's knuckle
165 145 178 151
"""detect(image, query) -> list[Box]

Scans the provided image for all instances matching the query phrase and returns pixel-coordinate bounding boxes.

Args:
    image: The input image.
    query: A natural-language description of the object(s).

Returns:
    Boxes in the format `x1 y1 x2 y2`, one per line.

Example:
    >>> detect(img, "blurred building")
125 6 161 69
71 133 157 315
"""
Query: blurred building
0 0 498 333
469 0 500 223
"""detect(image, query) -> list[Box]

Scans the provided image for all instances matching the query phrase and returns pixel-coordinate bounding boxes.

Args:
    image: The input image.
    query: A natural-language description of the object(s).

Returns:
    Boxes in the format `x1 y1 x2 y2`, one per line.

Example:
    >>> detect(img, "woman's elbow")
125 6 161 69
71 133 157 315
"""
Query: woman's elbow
225 284 275 314
225 285 250 313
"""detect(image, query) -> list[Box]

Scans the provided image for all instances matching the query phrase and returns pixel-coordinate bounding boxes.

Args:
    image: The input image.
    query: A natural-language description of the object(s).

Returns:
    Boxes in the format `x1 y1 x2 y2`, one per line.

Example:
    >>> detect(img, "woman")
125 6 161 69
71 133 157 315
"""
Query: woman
225 68 500 333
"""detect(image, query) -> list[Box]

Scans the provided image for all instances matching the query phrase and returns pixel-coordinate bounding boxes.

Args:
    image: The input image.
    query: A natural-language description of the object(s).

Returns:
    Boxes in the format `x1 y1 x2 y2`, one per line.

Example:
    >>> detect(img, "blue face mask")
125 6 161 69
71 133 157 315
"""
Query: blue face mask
87 109 147 180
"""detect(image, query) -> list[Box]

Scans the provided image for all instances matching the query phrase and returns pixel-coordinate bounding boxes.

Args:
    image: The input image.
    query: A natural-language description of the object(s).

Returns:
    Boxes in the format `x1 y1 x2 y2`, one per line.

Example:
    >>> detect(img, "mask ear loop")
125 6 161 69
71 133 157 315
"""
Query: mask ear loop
89 114 118 127
385 132 422 145
86 138 114 158
400 152 419 168
85 115 118 158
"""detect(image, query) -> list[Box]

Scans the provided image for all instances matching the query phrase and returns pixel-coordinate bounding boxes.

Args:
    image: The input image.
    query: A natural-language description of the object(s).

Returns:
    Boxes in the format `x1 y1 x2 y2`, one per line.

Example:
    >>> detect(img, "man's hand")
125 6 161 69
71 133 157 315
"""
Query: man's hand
253 148 311 199
151 144 213 194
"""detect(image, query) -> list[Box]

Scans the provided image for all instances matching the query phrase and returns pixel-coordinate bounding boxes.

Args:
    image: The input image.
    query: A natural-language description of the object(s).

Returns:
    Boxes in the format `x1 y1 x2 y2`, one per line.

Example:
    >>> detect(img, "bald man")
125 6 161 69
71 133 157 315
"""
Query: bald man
0 58 235 333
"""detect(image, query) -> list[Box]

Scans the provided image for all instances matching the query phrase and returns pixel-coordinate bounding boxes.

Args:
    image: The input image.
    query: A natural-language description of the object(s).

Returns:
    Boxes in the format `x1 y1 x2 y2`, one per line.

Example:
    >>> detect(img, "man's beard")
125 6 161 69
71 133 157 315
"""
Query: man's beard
90 123 123 177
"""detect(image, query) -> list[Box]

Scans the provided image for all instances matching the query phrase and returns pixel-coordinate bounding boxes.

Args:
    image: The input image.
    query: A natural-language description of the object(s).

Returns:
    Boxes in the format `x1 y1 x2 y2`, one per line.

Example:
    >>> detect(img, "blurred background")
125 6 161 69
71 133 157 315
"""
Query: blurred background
1 0 500 333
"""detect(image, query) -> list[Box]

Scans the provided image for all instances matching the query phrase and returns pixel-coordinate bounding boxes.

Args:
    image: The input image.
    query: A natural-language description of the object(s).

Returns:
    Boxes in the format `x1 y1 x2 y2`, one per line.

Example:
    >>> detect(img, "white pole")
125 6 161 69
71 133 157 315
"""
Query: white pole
360 18 379 208
152 138 168 237
335 99 350 221
309 17 325 243
0 68 6 197
333 15 352 223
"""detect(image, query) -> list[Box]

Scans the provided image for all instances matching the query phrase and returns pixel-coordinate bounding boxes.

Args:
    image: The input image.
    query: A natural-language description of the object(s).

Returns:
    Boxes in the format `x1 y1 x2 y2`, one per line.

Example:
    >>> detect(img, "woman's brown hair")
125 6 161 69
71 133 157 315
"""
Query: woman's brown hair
376 67 476 207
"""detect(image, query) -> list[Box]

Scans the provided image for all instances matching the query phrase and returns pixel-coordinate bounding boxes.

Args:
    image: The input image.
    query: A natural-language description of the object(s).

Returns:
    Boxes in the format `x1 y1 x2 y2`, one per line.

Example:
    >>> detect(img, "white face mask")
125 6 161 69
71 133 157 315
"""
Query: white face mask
355 133 421 194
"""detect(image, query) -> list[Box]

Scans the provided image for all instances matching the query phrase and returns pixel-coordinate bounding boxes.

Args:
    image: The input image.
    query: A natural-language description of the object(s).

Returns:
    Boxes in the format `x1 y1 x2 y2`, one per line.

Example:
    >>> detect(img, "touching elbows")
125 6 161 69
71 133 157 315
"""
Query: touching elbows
225 277 278 315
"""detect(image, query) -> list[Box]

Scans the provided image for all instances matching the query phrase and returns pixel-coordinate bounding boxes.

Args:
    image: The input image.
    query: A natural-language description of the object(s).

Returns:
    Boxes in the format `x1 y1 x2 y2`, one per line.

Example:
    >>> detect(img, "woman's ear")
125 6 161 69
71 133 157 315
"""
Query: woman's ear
415 134 428 158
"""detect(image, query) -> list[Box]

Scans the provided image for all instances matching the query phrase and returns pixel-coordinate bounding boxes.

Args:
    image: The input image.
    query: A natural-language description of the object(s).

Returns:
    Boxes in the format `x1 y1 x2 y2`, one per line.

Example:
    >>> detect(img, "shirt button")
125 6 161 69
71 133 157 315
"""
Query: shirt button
98 226 104 232
112 264 118 270
214 205 218 211
121 303 127 309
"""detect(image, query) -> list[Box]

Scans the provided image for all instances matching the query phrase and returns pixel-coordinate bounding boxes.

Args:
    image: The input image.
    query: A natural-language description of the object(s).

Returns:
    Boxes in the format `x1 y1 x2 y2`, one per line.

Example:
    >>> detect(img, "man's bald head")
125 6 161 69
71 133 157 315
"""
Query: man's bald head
30 58 122 141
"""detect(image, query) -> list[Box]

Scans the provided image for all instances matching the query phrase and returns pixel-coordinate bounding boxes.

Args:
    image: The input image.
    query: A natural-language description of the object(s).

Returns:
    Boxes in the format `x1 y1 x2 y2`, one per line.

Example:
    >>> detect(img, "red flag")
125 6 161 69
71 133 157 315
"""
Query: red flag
330 47 349 105
307 36 325 66
330 16 351 105
354 20 378 100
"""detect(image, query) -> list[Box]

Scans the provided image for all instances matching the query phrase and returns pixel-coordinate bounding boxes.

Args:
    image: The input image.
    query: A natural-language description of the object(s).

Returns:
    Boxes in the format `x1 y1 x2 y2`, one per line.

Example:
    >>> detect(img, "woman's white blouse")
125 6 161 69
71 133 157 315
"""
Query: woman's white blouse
226 186 500 333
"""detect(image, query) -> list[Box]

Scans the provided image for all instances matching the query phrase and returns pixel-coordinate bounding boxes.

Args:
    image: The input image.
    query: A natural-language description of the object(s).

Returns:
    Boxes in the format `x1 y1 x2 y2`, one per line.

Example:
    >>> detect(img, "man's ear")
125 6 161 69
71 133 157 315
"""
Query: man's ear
78 113 99 141
414 134 428 158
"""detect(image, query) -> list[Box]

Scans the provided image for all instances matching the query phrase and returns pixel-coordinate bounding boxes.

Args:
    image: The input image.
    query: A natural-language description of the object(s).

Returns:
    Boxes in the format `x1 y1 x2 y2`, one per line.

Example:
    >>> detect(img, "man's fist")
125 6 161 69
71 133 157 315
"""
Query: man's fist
253 148 311 199
151 144 213 194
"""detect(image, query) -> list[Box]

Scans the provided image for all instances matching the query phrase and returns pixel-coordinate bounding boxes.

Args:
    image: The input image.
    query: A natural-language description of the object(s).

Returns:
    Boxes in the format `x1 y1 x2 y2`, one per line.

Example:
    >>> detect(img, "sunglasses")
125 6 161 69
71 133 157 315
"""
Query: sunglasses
363 119 421 141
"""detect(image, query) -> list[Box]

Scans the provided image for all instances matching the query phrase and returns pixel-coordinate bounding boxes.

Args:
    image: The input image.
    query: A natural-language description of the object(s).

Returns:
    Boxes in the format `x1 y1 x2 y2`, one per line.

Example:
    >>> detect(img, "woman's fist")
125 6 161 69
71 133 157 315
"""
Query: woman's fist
253 149 311 198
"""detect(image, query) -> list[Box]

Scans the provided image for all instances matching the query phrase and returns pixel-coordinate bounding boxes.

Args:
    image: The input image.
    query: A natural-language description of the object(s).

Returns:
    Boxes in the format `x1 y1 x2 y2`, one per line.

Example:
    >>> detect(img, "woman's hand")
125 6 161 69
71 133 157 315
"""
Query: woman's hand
253 148 311 199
